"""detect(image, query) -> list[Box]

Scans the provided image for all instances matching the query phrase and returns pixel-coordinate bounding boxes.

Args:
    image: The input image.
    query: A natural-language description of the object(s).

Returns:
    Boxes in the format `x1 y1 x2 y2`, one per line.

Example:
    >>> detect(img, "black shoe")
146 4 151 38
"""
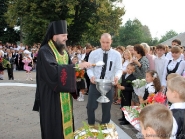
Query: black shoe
120 120 129 125
118 118 125 121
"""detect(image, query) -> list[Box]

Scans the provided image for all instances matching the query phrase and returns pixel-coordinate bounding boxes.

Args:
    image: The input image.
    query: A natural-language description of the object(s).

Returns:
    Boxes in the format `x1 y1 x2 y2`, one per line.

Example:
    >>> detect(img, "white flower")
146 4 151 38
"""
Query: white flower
132 78 146 88
153 73 157 78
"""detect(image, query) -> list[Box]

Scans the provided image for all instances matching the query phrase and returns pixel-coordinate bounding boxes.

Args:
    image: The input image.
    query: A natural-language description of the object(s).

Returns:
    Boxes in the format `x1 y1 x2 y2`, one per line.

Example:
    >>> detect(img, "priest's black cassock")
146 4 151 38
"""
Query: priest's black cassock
33 20 77 139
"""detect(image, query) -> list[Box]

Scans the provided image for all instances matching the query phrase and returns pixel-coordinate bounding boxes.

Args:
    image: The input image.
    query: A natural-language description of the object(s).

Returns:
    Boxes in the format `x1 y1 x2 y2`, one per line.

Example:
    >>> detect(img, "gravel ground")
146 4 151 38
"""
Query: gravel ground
0 70 138 139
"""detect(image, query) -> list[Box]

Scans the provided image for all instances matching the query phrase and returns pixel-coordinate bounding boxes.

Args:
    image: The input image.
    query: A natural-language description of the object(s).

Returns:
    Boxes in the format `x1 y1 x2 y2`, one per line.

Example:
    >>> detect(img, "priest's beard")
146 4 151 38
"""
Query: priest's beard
52 40 66 55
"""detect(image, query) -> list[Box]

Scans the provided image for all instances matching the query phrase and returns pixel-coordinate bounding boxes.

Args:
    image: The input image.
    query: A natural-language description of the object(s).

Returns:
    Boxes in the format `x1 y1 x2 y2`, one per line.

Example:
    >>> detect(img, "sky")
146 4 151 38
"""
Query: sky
119 0 185 39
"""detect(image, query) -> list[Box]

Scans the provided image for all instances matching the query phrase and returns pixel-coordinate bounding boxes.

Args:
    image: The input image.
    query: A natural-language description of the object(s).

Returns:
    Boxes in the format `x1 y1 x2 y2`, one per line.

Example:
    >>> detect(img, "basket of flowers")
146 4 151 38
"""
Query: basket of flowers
74 122 119 139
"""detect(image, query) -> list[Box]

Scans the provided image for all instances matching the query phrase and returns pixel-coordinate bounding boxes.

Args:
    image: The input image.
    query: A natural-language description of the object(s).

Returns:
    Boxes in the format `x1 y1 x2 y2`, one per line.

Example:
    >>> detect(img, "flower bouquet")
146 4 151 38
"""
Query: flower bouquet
147 92 166 104
0 57 11 69
132 79 146 97
74 122 119 139
122 92 167 131
122 105 144 131
75 70 85 82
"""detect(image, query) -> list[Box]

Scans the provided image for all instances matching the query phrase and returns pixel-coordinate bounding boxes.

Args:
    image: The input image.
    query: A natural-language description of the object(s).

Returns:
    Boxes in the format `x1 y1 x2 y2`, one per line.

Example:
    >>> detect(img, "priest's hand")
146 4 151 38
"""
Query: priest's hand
78 62 92 69
90 76 95 84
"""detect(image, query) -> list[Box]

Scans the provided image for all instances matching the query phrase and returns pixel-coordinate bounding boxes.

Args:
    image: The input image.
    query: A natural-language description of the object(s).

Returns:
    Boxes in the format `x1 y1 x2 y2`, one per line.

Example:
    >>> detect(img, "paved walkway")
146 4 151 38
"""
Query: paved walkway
0 71 139 139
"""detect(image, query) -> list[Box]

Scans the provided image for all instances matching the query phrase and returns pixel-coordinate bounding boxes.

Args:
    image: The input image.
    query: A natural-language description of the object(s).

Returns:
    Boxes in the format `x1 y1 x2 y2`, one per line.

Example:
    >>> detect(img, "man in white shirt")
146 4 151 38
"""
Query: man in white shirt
86 33 122 125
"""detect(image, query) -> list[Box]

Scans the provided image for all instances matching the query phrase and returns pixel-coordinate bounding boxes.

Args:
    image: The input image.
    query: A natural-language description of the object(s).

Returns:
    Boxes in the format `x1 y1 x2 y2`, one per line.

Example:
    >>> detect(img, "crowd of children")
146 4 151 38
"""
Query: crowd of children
114 39 185 139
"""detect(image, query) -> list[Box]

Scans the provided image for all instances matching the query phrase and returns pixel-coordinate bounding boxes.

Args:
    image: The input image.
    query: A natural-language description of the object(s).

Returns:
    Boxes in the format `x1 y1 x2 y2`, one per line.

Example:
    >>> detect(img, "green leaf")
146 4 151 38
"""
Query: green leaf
97 124 104 139
82 121 94 137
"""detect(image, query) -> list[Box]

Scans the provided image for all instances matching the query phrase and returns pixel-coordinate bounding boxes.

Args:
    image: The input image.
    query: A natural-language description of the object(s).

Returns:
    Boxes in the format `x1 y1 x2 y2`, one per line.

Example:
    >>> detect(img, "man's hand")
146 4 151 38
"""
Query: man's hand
90 76 95 84
113 76 119 85
78 62 92 69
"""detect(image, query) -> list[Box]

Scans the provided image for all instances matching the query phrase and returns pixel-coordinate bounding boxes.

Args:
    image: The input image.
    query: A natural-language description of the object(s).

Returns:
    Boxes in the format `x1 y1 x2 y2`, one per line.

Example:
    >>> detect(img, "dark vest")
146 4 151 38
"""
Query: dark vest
143 85 156 100
166 60 182 77
171 109 185 139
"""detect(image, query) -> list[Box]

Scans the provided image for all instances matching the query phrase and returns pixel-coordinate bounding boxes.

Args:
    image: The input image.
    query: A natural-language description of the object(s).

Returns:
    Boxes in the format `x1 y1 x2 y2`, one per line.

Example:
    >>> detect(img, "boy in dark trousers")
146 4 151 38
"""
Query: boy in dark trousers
117 63 136 125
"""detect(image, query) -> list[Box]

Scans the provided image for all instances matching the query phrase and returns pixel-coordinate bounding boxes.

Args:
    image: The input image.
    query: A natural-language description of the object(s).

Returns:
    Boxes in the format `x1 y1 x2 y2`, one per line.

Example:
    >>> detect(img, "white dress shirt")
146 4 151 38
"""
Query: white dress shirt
81 53 86 61
145 82 155 93
154 54 168 84
125 73 130 79
161 57 185 86
87 48 123 80
170 102 185 139
122 60 130 72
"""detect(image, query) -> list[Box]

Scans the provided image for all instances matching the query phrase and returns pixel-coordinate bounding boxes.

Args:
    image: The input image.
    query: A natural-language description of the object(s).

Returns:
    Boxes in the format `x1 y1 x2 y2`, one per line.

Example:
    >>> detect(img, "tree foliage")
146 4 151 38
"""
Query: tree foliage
0 0 19 43
112 19 152 47
150 37 159 46
5 0 125 46
159 30 178 43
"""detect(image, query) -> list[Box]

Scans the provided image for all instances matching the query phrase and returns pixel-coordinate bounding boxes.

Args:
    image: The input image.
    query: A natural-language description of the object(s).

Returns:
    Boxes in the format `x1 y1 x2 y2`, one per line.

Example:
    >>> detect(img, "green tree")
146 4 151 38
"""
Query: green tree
112 18 152 46
5 0 125 46
0 0 19 43
149 37 159 46
159 30 178 43
81 0 125 46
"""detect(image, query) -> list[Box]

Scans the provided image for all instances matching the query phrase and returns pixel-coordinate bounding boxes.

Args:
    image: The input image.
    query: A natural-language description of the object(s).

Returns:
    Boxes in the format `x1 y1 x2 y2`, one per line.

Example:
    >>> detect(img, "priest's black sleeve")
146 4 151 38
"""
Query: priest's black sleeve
38 46 77 93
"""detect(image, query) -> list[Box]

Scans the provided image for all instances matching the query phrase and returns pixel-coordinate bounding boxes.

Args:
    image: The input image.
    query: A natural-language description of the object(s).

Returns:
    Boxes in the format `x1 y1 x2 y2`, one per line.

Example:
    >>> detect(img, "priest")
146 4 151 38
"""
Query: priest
33 20 92 139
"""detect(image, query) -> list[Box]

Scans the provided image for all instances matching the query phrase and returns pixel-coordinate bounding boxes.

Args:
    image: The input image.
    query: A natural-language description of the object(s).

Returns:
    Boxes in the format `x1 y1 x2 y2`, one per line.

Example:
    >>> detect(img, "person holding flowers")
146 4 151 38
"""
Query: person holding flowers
139 70 161 104
117 63 136 125
131 44 149 106
72 56 86 101
0 50 11 80
166 76 185 139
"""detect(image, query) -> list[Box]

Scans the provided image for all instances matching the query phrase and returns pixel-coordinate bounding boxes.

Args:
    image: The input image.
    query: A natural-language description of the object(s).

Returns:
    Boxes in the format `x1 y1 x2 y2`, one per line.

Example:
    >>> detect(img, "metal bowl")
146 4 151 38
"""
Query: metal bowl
95 79 112 103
